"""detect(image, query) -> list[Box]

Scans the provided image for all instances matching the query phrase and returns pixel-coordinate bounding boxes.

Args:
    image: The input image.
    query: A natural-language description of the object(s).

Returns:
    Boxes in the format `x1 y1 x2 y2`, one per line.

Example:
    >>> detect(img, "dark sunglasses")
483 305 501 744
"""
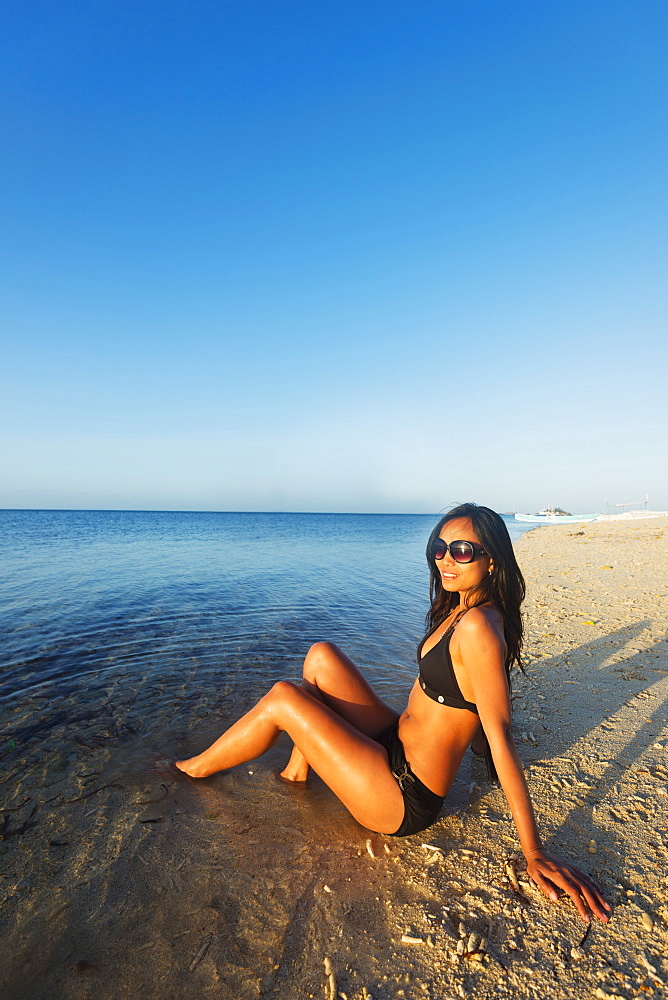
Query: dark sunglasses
431 539 488 563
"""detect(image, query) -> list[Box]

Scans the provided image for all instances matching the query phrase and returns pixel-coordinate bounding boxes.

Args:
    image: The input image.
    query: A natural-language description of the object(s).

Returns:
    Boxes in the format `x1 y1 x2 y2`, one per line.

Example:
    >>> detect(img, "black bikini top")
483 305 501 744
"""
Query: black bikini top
417 623 478 715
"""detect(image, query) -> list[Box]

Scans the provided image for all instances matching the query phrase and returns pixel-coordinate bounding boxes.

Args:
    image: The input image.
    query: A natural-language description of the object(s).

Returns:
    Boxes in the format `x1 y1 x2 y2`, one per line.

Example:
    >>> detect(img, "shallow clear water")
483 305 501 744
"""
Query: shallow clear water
0 510 532 716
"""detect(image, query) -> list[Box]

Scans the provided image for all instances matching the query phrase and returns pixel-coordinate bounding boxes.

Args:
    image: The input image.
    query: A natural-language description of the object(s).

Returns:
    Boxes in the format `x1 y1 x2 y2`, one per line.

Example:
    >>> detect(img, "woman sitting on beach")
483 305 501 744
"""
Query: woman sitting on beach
176 503 610 923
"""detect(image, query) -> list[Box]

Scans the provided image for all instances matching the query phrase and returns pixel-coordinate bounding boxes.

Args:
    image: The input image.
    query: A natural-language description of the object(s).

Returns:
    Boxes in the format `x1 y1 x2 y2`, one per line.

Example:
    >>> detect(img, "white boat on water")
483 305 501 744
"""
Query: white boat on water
594 510 668 521
514 508 598 524
594 497 668 520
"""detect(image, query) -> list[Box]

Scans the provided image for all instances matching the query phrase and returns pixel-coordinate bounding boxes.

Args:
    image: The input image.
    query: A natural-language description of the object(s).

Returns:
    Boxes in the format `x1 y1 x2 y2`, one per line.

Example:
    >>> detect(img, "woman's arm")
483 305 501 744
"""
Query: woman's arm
456 610 611 922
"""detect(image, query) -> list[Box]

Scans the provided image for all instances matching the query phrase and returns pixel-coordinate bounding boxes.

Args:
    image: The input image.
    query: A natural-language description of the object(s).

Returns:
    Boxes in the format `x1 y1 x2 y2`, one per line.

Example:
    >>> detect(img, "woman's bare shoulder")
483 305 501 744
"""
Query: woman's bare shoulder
461 604 501 622
456 604 504 637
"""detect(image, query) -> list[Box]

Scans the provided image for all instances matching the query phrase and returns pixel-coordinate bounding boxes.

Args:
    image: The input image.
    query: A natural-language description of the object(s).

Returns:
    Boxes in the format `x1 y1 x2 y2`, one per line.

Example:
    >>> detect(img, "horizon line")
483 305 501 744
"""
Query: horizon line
0 506 519 517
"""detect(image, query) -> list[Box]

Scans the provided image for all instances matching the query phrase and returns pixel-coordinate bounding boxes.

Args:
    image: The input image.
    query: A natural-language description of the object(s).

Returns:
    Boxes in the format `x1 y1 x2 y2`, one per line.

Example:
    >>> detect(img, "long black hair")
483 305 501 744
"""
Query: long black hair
424 502 525 675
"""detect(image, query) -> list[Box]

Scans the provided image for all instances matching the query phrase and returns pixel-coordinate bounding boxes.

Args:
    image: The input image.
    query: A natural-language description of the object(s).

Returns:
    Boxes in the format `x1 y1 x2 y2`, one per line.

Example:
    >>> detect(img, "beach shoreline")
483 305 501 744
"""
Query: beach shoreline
1 516 667 999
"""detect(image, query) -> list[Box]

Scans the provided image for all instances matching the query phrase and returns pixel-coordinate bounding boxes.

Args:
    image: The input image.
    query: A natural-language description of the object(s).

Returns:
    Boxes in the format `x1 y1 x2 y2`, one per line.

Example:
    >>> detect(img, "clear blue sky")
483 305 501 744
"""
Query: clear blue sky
2 0 666 513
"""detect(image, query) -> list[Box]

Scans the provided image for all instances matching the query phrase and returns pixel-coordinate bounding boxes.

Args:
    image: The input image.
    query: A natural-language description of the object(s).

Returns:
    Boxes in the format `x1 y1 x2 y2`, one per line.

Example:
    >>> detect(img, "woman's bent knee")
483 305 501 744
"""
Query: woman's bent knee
268 680 300 703
304 641 343 679
265 680 309 727
306 640 340 661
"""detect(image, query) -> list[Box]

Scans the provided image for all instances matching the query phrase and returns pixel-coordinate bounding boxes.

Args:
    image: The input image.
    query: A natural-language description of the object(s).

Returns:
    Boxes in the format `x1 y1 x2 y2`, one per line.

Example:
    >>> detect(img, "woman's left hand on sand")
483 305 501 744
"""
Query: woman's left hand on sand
525 848 612 922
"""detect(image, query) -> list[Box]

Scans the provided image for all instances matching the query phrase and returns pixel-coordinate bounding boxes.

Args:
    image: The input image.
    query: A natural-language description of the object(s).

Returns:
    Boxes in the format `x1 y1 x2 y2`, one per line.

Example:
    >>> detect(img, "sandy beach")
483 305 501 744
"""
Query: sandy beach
1 516 667 1000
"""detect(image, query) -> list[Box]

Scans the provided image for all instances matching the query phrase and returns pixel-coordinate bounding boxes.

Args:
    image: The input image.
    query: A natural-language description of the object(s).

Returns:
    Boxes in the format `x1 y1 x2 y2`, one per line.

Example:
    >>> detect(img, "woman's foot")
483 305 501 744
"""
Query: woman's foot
174 756 210 778
279 746 310 783
273 770 308 787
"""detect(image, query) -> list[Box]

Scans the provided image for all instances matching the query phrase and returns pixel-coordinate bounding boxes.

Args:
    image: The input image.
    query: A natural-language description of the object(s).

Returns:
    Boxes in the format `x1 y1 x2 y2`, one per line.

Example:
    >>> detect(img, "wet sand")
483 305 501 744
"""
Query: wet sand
1 517 667 999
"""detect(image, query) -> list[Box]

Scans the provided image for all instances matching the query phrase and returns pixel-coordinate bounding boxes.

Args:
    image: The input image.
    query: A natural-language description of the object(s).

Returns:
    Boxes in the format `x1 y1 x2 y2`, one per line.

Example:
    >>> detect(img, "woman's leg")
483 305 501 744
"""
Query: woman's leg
176 680 405 834
279 641 399 782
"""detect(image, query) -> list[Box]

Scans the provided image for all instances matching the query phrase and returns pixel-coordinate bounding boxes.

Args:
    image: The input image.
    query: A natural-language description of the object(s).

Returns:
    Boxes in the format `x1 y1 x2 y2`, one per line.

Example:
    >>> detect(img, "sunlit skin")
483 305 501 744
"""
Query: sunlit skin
176 516 611 922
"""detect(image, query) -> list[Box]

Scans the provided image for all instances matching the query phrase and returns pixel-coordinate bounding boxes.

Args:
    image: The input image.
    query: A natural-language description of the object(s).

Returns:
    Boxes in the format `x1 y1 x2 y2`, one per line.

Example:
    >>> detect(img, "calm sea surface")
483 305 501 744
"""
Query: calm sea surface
0 511 533 753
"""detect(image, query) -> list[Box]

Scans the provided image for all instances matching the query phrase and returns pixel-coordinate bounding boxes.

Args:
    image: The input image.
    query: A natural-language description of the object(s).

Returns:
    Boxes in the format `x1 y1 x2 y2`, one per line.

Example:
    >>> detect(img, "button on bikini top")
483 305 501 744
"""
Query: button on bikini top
417 622 478 715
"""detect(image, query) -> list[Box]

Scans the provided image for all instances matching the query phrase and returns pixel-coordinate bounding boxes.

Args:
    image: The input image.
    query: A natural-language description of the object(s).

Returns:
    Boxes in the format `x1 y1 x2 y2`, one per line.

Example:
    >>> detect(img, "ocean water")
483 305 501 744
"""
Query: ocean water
0 510 532 725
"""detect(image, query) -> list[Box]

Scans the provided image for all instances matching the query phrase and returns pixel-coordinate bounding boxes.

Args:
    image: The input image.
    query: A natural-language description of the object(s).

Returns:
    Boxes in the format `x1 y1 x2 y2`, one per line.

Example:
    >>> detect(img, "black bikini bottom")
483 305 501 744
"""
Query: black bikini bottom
376 723 444 837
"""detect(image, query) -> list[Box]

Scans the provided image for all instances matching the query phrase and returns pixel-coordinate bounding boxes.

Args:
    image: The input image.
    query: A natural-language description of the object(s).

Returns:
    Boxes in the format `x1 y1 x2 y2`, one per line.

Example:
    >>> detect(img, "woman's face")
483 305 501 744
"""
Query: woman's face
435 517 492 597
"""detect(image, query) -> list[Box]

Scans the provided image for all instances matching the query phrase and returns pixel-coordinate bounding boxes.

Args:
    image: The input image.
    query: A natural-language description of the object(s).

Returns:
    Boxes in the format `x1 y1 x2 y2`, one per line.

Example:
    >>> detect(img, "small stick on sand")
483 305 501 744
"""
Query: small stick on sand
504 861 521 892
66 781 121 804
323 956 336 1000
504 859 530 902
188 937 210 972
